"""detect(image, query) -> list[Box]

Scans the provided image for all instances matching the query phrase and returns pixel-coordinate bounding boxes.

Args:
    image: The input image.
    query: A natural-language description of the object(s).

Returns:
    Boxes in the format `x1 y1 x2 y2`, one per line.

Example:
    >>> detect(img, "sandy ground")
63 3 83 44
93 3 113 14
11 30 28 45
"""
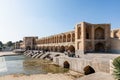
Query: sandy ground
0 70 83 80
77 72 115 80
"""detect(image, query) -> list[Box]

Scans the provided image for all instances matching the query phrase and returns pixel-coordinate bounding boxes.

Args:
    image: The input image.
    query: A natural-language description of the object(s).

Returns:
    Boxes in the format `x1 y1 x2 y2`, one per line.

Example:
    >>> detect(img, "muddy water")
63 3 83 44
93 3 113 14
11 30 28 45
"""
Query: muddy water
0 55 68 76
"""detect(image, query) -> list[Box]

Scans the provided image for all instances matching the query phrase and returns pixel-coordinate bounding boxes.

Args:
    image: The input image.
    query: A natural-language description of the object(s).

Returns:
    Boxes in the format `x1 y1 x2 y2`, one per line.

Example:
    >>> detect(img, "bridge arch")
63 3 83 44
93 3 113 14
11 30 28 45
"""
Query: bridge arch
60 46 65 53
68 45 75 52
83 65 95 75
95 42 105 52
63 61 70 68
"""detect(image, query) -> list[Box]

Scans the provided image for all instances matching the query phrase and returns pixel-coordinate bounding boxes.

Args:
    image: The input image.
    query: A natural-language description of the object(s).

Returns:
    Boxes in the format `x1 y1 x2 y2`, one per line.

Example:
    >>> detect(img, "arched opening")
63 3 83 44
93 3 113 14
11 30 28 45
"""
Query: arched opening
84 65 95 75
26 46 31 50
60 46 65 53
86 32 89 39
68 45 75 57
68 45 75 52
95 27 105 39
86 25 92 39
60 35 62 43
63 61 70 68
67 34 71 42
78 27 81 39
95 42 105 52
63 35 66 42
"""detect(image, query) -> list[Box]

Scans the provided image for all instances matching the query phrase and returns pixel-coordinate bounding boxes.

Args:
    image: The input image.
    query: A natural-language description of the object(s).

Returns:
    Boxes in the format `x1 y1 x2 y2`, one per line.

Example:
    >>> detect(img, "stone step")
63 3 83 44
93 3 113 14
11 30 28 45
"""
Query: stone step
32 53 40 58
35 53 44 58
40 52 50 59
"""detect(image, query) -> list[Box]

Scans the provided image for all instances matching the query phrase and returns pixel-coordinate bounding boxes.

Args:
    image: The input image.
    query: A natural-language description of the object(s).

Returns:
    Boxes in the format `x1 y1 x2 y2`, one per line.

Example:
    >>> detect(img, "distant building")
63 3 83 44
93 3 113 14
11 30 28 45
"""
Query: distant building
22 37 38 50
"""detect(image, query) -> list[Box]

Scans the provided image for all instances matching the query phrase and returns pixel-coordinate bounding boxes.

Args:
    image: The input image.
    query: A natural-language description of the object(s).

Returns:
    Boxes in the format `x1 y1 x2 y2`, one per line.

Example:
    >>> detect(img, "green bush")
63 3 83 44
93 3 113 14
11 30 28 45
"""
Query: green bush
112 56 120 80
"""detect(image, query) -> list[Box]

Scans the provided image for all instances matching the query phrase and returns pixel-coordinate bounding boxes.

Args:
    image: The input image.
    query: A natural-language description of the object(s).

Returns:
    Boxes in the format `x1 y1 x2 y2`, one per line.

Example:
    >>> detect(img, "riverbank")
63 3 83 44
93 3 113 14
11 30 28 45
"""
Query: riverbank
0 51 16 56
0 51 83 80
0 70 83 80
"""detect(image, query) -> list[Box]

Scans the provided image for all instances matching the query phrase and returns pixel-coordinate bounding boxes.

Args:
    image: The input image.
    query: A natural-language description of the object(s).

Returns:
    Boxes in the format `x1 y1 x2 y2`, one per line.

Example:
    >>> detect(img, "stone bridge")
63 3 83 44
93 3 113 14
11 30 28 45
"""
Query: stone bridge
53 53 120 74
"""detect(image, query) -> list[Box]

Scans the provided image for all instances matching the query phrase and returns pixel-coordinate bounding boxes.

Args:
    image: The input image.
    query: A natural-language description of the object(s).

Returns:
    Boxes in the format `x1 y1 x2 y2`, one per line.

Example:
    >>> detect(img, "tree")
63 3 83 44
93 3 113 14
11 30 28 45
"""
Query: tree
0 41 3 51
112 56 120 80
0 41 3 47
6 41 13 47
19 40 23 43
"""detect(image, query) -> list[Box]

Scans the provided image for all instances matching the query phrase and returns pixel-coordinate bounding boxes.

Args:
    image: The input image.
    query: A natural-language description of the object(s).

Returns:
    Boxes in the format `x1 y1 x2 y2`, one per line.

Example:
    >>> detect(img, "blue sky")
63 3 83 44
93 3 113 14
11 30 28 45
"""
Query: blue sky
0 0 120 43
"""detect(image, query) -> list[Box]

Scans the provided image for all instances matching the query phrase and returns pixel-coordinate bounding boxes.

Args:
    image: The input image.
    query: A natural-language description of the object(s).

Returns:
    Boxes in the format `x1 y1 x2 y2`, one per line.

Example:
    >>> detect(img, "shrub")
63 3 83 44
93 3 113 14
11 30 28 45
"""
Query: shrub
112 56 120 80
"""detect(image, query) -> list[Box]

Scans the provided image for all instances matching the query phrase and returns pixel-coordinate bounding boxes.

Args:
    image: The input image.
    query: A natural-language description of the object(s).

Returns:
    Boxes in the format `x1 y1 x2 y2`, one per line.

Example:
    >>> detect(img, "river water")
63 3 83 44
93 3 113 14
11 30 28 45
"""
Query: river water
0 54 68 76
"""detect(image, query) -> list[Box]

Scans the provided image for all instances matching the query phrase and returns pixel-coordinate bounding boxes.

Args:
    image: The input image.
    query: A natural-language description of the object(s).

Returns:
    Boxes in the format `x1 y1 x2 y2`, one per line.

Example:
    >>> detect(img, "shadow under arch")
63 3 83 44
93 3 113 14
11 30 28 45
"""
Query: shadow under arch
26 46 31 50
60 46 65 53
95 42 105 52
68 45 75 52
63 61 70 68
83 65 95 75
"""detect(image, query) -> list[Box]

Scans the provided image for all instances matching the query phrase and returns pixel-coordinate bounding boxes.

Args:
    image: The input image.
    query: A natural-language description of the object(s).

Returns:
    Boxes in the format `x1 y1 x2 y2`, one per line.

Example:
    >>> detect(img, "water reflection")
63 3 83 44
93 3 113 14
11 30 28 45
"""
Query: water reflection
0 57 7 72
0 55 68 76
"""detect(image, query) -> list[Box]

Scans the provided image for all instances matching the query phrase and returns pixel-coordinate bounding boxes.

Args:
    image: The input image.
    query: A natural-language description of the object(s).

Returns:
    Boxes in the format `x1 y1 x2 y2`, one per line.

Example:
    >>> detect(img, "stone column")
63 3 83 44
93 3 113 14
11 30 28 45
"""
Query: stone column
81 22 85 54
75 24 78 51
66 34 67 42
91 25 95 52
70 33 72 42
